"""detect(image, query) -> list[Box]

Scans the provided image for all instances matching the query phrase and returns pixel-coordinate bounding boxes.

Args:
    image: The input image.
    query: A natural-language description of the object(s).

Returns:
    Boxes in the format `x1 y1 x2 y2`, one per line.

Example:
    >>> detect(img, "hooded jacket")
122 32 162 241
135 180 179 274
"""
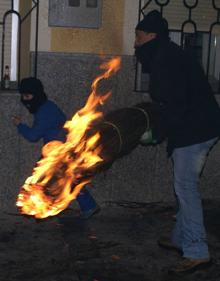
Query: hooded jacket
18 77 66 144
17 100 66 144
136 38 220 155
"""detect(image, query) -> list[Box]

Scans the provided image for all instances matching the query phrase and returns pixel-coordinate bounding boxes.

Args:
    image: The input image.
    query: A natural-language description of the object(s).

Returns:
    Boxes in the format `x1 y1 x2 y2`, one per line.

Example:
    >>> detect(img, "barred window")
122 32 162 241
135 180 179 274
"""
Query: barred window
135 0 220 93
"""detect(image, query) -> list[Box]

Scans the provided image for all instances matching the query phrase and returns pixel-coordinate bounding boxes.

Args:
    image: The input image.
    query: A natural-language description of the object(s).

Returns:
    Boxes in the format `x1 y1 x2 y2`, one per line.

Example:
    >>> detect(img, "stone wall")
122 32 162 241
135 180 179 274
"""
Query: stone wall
0 52 220 212
0 92 42 212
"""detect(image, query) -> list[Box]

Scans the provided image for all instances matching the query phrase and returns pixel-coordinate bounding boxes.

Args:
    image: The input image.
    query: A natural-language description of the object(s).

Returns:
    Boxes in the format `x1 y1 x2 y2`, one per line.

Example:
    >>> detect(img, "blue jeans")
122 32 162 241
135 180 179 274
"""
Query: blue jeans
76 187 97 212
171 137 218 259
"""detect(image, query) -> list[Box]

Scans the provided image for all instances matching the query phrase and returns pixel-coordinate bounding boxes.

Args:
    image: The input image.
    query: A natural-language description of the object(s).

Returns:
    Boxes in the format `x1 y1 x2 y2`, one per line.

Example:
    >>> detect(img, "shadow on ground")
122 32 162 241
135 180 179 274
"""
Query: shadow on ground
1 200 220 281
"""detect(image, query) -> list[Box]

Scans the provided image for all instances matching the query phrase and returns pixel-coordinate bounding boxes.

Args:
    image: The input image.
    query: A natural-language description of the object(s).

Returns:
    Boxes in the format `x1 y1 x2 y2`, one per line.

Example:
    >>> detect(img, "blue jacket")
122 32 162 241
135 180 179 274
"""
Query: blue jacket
17 100 67 144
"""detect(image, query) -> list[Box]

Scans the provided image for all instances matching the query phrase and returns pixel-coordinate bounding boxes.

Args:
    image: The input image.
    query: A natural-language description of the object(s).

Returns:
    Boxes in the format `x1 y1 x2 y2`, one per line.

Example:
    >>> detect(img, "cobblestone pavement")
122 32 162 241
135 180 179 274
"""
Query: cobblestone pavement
0 200 220 281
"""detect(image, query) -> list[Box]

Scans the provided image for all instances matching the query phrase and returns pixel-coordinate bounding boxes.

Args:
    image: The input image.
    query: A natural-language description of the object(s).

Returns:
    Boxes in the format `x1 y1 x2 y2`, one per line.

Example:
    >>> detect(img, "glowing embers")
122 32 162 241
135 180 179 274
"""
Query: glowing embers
16 57 121 219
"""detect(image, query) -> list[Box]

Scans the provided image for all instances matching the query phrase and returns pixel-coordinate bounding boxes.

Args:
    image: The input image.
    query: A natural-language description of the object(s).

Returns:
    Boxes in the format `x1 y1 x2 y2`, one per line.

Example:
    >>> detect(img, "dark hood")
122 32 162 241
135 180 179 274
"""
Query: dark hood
135 38 160 73
19 77 48 114
135 10 170 73
135 37 170 73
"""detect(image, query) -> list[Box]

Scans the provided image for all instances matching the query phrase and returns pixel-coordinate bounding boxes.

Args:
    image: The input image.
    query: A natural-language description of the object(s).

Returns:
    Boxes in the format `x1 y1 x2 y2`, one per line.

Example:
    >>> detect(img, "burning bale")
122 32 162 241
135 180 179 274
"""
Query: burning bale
89 101 162 169
16 57 163 219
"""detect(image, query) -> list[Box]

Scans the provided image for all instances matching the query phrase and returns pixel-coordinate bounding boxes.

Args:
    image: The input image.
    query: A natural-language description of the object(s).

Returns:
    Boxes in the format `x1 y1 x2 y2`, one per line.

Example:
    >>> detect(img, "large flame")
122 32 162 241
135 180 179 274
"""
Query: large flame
16 57 121 219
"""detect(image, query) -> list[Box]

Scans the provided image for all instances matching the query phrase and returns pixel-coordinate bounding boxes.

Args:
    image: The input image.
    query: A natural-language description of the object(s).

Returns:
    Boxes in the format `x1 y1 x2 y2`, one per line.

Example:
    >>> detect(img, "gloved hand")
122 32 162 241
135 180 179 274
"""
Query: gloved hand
139 129 157 146
12 115 22 126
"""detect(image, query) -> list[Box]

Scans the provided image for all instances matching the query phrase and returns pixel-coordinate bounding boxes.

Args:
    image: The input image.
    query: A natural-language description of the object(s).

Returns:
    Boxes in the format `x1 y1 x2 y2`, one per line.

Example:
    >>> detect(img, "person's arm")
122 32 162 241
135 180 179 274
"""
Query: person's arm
17 115 47 142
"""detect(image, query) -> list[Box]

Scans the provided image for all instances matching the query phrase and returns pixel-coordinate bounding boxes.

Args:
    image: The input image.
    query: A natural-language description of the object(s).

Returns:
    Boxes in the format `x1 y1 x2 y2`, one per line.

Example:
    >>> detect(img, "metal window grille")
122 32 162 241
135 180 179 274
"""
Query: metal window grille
135 0 220 94
0 0 39 91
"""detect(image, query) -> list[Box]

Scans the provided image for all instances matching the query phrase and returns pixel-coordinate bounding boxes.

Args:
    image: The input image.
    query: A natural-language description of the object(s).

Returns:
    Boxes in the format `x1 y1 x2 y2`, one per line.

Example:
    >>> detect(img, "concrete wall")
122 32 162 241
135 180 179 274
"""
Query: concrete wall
1 53 220 213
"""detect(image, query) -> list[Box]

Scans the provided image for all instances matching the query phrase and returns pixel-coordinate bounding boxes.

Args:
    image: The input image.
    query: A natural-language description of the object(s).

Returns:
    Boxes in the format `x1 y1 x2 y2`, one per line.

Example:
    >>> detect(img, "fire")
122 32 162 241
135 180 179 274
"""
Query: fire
16 57 121 219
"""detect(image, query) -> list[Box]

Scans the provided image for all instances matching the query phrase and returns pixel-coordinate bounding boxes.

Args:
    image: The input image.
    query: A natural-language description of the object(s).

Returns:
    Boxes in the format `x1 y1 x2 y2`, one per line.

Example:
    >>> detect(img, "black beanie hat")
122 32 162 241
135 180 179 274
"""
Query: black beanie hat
136 10 169 38
19 77 44 96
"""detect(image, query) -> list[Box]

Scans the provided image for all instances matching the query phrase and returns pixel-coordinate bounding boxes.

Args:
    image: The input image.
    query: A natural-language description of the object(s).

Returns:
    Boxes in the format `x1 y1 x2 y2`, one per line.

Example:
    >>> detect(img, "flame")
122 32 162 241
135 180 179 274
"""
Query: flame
16 57 121 219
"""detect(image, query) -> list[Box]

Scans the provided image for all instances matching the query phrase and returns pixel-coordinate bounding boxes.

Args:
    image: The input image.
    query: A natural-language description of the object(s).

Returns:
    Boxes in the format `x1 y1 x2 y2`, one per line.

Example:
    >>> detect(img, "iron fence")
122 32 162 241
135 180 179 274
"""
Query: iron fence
135 0 220 94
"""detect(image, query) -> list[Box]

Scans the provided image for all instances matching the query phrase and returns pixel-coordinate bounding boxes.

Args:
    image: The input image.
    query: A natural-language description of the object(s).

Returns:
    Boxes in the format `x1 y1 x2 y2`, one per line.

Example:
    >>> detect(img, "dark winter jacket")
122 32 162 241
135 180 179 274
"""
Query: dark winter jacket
137 38 220 155
17 100 66 144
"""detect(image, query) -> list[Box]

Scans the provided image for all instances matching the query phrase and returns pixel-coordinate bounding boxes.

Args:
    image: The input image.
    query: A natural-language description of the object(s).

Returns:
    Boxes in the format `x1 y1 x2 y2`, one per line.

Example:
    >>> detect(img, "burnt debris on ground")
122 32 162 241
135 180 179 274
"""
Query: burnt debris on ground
0 200 220 281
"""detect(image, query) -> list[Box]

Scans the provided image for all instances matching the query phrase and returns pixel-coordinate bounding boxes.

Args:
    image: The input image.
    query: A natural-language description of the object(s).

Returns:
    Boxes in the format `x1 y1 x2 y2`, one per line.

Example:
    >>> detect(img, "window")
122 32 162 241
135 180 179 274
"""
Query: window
0 0 12 81
69 0 80 7
0 0 19 87
86 0 98 8
135 0 220 93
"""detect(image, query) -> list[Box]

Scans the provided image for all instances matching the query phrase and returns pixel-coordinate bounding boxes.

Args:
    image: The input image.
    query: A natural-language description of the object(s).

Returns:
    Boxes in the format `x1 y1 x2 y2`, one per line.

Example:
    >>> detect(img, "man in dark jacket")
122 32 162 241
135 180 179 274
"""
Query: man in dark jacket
12 77 100 219
135 10 220 274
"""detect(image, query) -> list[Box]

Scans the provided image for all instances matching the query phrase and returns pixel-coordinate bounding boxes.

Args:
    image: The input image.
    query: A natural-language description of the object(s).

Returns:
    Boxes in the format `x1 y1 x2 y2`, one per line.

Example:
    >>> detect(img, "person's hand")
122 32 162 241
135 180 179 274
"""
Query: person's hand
12 116 21 126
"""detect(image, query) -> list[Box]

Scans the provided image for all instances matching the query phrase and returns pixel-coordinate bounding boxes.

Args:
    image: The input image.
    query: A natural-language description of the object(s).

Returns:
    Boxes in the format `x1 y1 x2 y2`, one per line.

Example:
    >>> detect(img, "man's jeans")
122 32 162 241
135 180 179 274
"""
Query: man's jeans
171 137 218 259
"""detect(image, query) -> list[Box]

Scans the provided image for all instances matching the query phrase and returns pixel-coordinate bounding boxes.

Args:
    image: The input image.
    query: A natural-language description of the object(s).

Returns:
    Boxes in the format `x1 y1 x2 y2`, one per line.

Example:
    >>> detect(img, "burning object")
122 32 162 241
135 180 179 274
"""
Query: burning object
16 57 162 219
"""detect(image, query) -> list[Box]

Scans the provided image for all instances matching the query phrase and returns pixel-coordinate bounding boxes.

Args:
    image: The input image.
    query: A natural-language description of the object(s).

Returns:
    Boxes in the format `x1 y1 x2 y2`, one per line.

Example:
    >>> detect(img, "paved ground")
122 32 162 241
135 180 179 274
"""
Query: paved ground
1 200 220 281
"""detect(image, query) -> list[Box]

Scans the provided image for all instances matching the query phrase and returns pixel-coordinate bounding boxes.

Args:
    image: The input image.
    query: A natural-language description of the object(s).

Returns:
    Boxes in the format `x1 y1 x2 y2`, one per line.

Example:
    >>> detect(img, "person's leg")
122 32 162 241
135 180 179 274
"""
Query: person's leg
76 187 100 218
76 187 96 211
171 138 217 260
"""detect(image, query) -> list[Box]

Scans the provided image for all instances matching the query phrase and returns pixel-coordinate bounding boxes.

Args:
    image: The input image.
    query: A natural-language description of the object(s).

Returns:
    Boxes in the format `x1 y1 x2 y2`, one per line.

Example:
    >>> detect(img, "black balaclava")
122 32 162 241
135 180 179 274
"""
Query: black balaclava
135 10 169 73
19 77 48 114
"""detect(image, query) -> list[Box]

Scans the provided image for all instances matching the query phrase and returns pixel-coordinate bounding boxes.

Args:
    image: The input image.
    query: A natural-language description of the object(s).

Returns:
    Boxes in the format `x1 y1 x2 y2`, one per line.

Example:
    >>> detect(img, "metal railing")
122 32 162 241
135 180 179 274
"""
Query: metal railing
0 0 39 90
135 0 220 93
